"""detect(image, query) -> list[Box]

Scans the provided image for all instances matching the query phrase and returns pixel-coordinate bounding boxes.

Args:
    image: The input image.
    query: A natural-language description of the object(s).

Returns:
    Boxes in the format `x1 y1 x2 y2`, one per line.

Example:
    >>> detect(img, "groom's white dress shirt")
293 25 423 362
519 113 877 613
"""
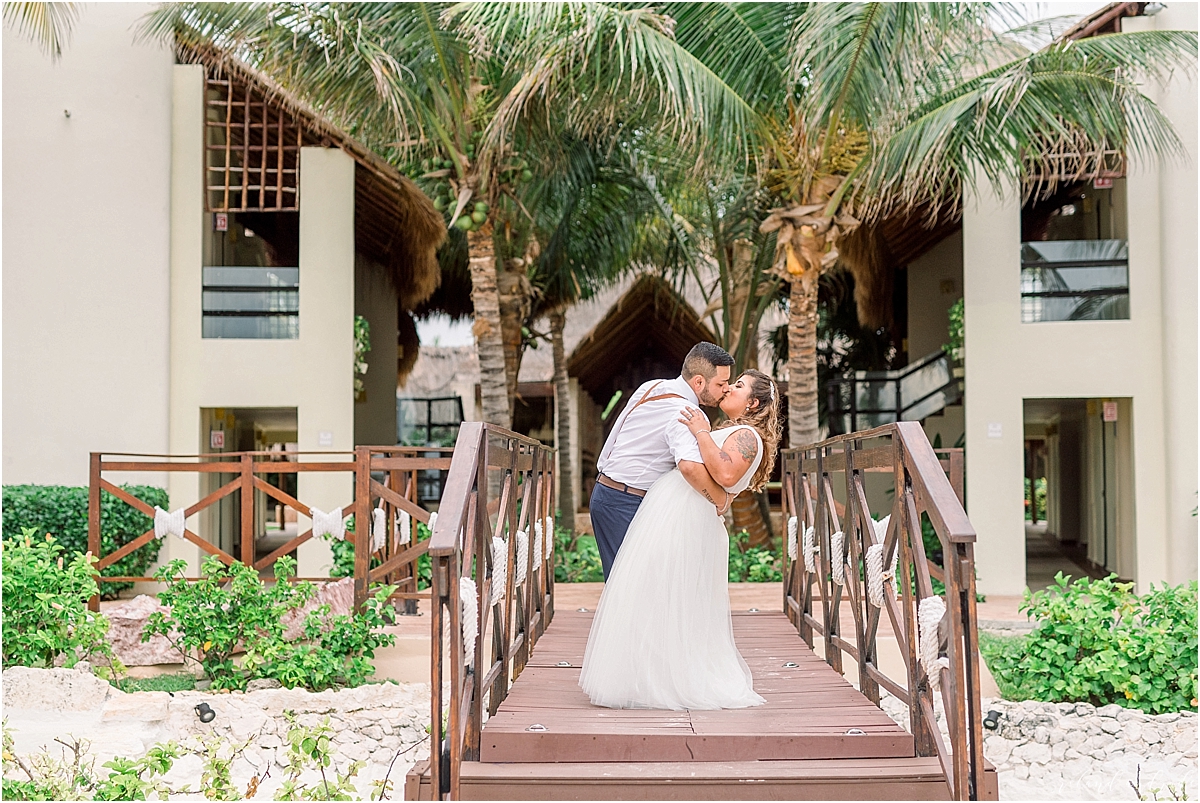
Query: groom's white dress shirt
596 376 704 491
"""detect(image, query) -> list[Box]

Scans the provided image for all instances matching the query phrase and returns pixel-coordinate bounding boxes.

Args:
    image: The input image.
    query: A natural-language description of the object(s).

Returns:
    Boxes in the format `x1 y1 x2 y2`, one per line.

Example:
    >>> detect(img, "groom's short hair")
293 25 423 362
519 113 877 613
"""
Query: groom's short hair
682 342 734 380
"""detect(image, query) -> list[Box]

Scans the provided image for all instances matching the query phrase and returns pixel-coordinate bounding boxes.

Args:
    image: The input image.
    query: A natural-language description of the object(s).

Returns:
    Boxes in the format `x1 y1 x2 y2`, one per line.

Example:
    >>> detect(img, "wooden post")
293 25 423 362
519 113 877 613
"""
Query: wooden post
87 453 102 612
240 453 255 567
354 447 371 611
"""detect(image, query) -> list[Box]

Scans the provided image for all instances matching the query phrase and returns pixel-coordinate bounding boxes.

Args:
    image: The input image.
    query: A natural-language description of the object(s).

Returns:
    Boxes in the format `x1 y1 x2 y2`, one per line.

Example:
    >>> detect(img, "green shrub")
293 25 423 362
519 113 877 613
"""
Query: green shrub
1 528 123 678
2 484 168 598
728 530 783 582
146 555 396 691
984 573 1198 713
145 555 315 690
554 528 603 583
250 585 398 691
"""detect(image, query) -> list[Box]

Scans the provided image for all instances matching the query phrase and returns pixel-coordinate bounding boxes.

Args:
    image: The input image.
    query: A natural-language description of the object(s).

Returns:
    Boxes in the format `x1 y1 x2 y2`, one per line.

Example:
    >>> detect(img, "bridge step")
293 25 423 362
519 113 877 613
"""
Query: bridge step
404 756 999 800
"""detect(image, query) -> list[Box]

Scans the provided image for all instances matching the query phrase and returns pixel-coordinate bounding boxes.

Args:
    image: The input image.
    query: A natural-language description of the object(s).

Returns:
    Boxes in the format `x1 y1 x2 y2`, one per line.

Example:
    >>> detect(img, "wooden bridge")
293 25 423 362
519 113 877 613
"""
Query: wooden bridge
404 422 995 800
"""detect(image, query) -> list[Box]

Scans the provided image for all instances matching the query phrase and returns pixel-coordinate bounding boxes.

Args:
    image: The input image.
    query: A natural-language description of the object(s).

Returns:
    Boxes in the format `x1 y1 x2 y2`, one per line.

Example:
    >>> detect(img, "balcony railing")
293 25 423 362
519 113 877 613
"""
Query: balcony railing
202 265 299 339
1020 240 1129 323
827 350 961 435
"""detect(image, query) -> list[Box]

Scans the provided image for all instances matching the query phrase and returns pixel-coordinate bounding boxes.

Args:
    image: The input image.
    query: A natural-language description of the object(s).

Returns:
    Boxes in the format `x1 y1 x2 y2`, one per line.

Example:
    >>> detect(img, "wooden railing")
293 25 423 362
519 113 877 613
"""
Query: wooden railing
86 447 451 611
780 423 983 800
426 423 556 801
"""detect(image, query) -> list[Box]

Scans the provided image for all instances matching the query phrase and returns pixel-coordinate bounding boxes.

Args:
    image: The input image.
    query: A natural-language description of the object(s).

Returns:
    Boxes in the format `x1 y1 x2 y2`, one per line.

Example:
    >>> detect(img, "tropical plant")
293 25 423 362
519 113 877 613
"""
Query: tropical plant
1 528 124 678
666 2 1195 450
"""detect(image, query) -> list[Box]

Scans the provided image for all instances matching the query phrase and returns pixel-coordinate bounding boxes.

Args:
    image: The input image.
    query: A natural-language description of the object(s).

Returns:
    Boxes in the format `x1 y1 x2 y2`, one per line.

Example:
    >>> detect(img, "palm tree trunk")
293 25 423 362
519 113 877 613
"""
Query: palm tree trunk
787 271 820 450
549 309 575 534
468 225 511 428
497 261 532 418
731 490 770 547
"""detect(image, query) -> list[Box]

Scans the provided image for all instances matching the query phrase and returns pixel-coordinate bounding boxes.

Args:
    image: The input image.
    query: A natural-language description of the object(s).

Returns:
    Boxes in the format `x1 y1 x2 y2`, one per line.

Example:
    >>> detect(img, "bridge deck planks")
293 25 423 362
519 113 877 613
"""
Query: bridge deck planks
480 609 913 763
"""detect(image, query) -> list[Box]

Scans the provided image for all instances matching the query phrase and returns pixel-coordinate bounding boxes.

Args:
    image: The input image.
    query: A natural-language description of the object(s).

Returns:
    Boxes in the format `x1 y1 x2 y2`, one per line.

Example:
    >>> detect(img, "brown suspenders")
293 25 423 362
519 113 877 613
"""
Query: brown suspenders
605 380 686 450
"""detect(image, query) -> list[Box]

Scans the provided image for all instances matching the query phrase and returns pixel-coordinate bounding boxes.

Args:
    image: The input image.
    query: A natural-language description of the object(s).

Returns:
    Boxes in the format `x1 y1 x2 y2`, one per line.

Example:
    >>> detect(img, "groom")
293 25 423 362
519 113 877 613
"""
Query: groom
589 342 734 579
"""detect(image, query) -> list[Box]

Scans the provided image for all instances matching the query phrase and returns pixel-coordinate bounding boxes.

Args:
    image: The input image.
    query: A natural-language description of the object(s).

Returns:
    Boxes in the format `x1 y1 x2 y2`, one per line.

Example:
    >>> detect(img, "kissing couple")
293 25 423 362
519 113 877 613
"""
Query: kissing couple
579 342 781 710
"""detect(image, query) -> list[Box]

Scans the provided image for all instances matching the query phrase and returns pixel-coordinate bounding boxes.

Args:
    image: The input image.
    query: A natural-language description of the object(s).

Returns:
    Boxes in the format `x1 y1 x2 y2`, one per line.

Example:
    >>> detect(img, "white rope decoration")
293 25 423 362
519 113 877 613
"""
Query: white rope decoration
830 530 845 585
310 507 345 540
532 520 543 568
459 577 478 668
371 507 387 553
787 516 799 561
427 511 438 534
802 525 818 573
545 516 554 555
866 515 892 607
866 543 886 607
918 595 950 689
490 536 508 607
396 509 412 546
153 507 186 540
515 529 529 585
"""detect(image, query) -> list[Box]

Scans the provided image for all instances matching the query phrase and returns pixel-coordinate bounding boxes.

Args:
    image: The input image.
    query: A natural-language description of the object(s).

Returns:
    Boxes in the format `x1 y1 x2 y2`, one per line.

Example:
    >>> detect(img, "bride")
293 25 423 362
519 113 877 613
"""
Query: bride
579 369 781 710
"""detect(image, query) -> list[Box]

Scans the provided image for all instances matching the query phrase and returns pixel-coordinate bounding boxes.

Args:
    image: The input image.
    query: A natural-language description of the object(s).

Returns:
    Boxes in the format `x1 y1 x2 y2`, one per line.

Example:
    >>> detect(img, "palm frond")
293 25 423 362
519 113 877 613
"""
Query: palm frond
4 1 78 59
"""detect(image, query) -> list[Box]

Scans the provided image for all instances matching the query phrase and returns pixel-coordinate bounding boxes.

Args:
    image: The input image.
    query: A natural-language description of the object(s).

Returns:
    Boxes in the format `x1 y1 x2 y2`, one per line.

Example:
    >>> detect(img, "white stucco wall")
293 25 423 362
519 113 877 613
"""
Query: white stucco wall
3 4 173 486
168 65 356 577
1128 7 1199 585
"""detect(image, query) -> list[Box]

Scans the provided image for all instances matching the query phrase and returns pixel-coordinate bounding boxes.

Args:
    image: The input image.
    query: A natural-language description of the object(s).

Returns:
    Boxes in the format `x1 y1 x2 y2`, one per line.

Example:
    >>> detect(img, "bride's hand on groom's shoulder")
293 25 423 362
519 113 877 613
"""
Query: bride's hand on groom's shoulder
678 405 711 436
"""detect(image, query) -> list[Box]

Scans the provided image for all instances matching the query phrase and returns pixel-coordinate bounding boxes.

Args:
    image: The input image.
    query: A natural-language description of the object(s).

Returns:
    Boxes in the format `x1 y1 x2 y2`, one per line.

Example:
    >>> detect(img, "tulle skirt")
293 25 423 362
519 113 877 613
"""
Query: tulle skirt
578 469 765 710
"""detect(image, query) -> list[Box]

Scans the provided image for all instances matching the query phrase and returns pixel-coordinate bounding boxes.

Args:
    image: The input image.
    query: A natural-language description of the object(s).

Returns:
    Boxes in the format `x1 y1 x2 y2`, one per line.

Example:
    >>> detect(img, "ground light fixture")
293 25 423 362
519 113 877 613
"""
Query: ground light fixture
983 710 1002 730
195 702 216 723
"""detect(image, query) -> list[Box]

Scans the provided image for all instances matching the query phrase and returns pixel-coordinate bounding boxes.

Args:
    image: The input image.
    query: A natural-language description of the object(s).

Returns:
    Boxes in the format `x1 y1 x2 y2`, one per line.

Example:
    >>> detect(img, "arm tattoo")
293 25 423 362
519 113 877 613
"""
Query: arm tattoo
717 450 733 463
733 429 759 462
701 489 715 504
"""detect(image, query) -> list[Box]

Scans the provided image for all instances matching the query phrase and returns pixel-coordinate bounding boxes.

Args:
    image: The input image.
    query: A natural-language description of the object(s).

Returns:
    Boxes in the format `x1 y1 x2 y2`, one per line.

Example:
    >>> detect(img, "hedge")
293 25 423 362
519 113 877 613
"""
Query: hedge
2 484 168 598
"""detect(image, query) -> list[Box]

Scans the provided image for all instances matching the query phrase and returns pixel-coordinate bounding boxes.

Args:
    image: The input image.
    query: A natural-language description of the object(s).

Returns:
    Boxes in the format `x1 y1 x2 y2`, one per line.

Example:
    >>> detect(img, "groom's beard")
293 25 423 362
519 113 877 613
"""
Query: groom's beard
697 388 724 406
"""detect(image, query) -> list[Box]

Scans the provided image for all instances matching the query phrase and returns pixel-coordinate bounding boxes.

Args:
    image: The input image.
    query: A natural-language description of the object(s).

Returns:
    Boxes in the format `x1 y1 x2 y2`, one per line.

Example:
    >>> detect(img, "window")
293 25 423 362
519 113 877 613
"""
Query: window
1020 240 1129 323
203 212 300 339
1020 179 1129 323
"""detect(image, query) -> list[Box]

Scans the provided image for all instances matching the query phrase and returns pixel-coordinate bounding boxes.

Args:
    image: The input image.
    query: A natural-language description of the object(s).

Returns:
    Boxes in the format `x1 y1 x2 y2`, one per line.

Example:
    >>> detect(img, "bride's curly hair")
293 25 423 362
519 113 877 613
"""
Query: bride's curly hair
715 369 782 493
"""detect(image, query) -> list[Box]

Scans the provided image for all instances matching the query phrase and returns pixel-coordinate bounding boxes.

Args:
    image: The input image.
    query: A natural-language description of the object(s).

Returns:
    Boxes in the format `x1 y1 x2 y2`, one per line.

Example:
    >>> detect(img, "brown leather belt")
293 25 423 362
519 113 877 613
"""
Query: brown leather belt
597 474 647 498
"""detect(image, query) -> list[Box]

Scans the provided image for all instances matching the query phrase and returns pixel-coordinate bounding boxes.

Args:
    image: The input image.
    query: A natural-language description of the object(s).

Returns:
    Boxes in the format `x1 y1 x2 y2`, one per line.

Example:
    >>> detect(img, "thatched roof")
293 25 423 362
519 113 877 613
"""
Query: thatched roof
179 42 446 309
568 274 716 401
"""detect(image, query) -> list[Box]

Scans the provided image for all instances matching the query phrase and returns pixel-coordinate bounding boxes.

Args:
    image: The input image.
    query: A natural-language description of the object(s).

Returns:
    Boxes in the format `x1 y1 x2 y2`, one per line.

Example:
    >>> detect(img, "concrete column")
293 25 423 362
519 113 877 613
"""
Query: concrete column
295 146 356 577
962 177 1026 596
165 63 206 576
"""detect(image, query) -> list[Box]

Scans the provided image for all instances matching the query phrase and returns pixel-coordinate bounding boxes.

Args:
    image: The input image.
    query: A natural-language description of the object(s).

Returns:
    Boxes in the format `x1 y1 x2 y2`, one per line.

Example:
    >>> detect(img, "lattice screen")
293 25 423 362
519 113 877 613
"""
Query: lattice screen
205 71 306 212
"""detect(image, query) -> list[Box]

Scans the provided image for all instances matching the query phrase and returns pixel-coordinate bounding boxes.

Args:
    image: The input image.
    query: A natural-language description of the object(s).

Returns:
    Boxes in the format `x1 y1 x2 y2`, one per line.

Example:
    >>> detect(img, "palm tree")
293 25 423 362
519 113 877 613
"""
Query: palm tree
145 2 757 430
4 1 78 59
668 2 1195 449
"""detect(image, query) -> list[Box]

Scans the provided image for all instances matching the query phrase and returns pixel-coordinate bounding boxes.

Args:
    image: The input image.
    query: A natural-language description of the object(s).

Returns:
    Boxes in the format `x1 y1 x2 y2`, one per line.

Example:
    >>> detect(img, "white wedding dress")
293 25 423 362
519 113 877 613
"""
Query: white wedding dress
579 425 767 710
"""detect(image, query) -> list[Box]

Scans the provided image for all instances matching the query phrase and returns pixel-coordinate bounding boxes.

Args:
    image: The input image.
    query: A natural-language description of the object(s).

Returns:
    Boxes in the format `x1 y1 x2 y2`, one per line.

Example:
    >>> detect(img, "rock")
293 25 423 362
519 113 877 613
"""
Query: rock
985 736 1015 765
1123 722 1143 743
1034 726 1051 744
1117 708 1139 722
1097 704 1123 718
1143 726 1163 745
1014 764 1030 780
1028 762 1045 778
1049 729 1065 745
1074 703 1096 717
362 725 385 741
282 578 354 641
1064 747 1083 760
1173 731 1195 754
1025 742 1053 764
102 691 170 722
246 679 283 692
3 666 113 711
1156 712 1180 723
1051 741 1068 761
1066 730 1089 748
1100 718 1122 735
1056 702 1077 714
1088 733 1115 750
105 595 183 667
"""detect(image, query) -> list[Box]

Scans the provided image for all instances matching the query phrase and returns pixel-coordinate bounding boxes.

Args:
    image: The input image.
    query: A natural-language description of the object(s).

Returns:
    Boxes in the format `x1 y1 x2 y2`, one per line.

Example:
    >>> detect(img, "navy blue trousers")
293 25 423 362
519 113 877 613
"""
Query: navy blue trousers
589 481 644 580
